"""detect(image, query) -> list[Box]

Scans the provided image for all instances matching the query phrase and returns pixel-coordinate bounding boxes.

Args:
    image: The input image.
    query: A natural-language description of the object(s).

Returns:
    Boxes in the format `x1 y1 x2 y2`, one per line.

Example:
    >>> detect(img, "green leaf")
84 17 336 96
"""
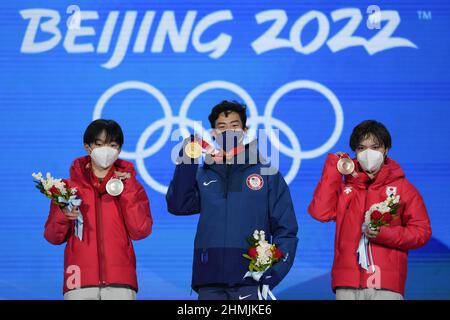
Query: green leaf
246 236 257 247
242 254 252 260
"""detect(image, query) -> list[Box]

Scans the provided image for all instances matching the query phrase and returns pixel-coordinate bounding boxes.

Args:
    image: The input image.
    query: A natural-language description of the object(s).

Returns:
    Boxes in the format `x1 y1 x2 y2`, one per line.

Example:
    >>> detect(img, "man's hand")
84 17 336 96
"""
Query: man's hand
211 149 225 163
365 226 380 239
115 171 131 180
62 205 79 221
259 268 281 291
177 135 202 164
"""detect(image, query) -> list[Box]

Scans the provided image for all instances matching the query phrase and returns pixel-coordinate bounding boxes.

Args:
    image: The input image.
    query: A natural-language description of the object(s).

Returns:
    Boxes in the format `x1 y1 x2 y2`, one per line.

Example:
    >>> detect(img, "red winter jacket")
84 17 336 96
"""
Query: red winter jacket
44 156 153 294
308 154 431 296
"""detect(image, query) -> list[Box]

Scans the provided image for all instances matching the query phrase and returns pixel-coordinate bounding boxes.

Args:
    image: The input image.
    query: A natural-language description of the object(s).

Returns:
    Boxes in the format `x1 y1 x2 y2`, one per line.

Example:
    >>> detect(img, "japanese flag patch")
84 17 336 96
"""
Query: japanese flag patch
386 186 397 197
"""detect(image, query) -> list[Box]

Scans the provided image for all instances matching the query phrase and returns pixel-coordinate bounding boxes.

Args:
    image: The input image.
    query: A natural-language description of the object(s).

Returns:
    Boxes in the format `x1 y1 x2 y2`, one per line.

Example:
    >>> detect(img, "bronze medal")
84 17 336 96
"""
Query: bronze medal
337 157 355 175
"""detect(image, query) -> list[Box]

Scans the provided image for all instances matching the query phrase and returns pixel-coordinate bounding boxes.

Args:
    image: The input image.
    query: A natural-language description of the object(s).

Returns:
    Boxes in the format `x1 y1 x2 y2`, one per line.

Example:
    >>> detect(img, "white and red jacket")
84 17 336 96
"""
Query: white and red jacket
308 154 431 296
44 156 152 294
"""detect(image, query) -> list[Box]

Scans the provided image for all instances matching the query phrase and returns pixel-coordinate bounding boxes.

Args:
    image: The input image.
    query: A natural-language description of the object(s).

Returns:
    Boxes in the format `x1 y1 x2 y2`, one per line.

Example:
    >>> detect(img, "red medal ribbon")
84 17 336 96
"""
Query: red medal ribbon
190 136 246 161
90 165 116 194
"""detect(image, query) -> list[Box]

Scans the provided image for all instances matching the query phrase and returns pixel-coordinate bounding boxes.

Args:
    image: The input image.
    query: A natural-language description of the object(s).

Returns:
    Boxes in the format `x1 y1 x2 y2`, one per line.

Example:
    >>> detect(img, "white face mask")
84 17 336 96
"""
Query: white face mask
90 146 119 169
357 148 384 173
214 129 245 152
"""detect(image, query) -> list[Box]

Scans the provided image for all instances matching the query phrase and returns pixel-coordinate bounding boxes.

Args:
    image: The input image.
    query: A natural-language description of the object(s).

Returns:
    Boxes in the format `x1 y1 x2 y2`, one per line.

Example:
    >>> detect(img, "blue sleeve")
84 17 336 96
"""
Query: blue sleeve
166 163 201 215
262 171 299 289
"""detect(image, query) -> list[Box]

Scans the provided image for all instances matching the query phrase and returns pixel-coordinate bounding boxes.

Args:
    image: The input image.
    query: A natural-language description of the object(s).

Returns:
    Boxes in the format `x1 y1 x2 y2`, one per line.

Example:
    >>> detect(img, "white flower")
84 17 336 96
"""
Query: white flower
42 178 54 191
259 231 266 242
71 187 78 195
253 230 267 242
255 240 273 266
255 246 271 266
53 179 67 195
393 195 400 204
32 172 43 181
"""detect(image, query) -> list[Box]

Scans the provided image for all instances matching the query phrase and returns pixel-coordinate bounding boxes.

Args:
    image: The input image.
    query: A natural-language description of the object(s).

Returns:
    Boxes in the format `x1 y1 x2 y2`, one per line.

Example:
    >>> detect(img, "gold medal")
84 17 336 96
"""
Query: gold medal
184 142 202 159
337 157 355 175
106 178 124 196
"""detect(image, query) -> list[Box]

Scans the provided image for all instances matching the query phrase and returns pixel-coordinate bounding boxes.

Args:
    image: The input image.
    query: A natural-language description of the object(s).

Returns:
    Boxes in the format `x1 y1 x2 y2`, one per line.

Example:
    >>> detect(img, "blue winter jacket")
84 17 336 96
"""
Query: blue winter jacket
166 142 298 292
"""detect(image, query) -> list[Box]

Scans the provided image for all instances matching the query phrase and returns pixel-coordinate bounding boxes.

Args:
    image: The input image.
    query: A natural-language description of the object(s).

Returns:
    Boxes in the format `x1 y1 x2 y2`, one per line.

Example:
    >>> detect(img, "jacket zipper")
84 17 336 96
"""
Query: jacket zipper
224 164 231 199
95 190 106 286
360 184 369 289
222 164 231 282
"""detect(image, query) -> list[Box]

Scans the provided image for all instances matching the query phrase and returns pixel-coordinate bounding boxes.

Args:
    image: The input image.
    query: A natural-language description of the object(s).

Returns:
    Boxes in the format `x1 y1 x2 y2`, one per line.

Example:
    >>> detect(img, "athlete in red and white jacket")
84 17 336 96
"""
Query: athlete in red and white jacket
308 120 431 300
44 120 152 300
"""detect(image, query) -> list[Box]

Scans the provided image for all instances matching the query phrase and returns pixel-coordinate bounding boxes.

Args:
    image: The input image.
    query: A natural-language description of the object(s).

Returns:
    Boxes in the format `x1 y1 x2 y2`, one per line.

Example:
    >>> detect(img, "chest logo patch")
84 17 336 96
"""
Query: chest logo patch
246 174 264 191
386 186 397 197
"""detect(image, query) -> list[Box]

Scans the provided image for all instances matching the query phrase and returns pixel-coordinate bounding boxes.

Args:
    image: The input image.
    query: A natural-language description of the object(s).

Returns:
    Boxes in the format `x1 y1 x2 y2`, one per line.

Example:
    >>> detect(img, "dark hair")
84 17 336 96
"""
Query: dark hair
208 100 248 129
349 120 392 151
83 119 124 147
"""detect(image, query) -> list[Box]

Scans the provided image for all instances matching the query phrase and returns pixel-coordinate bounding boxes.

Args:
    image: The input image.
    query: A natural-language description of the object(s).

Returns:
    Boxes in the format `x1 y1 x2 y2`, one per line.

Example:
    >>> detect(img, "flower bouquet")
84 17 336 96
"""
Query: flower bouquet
32 172 83 240
364 194 400 231
242 230 283 300
358 193 400 272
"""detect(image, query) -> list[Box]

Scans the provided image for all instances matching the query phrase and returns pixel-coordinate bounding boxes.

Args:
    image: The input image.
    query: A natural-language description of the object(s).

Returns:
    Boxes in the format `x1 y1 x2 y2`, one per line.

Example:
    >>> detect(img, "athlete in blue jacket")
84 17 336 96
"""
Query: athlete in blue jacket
166 101 298 300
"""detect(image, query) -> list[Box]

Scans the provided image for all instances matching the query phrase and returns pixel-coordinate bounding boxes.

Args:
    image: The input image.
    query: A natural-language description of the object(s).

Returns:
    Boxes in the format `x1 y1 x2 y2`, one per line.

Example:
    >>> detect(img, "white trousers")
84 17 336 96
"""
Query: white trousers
336 287 403 300
64 286 136 300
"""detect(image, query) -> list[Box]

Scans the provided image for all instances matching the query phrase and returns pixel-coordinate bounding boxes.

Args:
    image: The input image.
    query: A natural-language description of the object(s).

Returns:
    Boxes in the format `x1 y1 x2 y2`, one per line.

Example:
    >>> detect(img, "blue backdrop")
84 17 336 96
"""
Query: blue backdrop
0 0 449 299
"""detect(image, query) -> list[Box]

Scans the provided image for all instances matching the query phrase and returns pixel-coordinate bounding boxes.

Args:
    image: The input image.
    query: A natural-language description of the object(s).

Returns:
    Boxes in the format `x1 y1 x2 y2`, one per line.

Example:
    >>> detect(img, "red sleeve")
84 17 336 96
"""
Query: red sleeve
118 176 153 240
44 201 72 245
372 181 432 251
308 154 343 222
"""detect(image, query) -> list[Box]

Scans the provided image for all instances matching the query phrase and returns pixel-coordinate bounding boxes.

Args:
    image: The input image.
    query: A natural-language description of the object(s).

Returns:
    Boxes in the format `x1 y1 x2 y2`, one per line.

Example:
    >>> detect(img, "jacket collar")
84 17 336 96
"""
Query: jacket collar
203 140 267 176
345 157 405 189
69 155 136 188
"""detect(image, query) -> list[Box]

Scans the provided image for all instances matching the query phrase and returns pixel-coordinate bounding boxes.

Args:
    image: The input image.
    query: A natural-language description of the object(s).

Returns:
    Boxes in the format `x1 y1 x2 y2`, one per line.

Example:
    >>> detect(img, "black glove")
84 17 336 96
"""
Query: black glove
259 268 281 290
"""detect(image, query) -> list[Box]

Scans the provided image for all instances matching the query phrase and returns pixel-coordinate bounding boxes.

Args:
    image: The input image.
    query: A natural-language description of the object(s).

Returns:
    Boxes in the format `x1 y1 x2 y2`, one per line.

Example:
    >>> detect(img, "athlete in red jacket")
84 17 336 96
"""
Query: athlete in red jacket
44 119 152 300
308 120 431 300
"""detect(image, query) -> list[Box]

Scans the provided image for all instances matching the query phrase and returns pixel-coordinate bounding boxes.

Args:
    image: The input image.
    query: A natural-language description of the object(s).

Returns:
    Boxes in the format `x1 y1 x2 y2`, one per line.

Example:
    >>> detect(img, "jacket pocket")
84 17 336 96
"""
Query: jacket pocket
127 242 136 267
200 249 209 264
336 191 353 220
336 201 351 252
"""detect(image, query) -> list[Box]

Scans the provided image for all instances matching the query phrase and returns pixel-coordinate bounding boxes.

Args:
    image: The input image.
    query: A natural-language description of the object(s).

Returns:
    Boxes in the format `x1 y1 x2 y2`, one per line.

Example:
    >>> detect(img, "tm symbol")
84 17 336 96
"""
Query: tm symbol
417 11 432 20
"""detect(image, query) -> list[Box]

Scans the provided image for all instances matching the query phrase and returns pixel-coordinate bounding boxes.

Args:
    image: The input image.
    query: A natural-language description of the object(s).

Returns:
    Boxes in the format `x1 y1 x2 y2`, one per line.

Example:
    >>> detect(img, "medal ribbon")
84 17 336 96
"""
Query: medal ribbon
187 135 245 160
90 166 115 194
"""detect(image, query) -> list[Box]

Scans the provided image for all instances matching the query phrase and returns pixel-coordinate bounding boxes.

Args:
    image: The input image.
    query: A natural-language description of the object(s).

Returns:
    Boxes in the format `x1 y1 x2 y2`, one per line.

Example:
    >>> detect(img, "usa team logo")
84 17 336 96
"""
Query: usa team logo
246 174 264 191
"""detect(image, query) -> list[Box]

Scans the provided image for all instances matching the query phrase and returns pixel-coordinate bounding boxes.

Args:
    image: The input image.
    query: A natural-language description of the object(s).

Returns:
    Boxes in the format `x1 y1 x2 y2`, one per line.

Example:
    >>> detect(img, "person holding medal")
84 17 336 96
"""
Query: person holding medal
166 100 298 300
44 119 153 300
308 120 431 300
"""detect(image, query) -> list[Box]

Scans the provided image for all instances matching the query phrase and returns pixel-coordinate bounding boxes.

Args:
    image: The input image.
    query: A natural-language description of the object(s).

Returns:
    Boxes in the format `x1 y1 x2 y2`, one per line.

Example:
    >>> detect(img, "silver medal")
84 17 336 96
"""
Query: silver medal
106 178 124 196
